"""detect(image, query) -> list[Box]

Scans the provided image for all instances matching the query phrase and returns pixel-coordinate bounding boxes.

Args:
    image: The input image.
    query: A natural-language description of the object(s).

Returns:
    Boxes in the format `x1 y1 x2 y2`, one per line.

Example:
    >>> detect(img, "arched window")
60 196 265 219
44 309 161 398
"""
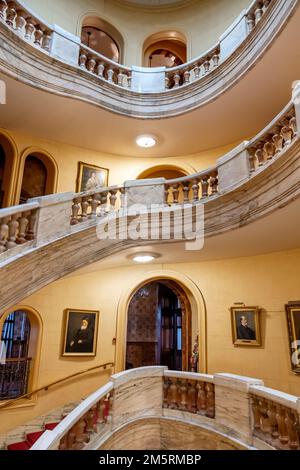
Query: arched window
143 31 187 68
19 152 57 204
0 311 31 400
0 133 17 208
138 165 188 180
0 145 5 208
81 17 124 63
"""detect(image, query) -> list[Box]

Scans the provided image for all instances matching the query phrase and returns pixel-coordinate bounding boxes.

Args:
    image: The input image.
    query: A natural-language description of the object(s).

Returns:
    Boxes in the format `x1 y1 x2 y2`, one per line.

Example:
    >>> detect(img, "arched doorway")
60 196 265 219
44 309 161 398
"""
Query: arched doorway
0 309 36 400
0 133 17 208
143 31 187 68
125 280 192 371
18 151 57 204
81 17 124 63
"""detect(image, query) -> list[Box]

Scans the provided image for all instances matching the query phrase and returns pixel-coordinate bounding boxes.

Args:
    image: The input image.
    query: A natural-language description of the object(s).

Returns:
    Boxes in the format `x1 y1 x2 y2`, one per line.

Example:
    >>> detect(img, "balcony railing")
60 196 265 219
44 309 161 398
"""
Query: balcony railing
0 357 31 400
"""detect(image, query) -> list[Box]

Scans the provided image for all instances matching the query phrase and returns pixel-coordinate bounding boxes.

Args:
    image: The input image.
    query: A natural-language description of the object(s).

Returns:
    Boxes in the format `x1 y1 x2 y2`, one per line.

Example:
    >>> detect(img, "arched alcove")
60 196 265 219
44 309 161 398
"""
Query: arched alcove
143 31 187 68
137 164 189 180
81 16 124 63
0 306 42 401
17 150 58 204
0 132 18 208
115 270 207 374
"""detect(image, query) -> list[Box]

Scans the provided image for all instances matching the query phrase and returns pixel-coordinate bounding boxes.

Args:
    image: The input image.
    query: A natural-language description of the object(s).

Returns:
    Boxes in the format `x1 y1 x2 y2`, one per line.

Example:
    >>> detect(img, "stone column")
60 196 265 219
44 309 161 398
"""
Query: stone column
214 373 264 445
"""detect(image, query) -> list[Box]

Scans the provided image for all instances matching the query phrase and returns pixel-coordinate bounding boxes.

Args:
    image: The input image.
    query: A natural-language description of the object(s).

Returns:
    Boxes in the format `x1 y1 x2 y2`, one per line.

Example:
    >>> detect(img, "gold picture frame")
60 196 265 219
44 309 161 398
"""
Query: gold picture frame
230 306 261 347
76 162 109 193
62 309 99 357
285 303 300 374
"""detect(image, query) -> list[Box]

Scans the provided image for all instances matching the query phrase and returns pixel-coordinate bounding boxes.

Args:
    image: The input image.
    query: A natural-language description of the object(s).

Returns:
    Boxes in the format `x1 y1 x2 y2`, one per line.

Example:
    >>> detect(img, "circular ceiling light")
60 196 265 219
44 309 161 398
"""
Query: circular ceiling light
136 135 157 148
129 252 160 263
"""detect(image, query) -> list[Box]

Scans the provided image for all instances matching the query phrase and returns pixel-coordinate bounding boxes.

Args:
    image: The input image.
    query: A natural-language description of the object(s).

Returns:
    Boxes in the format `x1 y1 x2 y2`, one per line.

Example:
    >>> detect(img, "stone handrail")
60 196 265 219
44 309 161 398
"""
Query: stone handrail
250 385 300 450
29 367 300 450
0 0 277 94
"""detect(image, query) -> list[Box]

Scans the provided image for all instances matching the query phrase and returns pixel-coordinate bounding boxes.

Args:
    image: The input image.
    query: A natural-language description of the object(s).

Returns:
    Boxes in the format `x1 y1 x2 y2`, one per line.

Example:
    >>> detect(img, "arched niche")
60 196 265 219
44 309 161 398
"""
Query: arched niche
17 149 58 204
0 131 18 208
115 269 207 374
143 31 187 67
0 306 43 402
137 164 190 180
81 16 124 63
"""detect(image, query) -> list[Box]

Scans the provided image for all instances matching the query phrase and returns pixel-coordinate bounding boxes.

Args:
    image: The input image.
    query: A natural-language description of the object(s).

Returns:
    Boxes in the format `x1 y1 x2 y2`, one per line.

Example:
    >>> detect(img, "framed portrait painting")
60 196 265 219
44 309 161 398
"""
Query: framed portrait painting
230 306 261 347
62 309 99 357
285 303 300 374
76 162 109 193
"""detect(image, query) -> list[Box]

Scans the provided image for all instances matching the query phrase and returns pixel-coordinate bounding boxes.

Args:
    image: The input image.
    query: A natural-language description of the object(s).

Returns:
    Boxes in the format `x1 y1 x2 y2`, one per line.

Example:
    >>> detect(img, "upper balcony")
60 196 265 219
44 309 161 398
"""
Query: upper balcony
0 0 299 120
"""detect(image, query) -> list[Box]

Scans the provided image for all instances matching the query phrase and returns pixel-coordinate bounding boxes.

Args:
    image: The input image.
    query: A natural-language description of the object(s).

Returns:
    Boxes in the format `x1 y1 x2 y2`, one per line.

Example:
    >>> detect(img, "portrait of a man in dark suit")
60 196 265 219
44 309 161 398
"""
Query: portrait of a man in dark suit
63 310 99 356
237 315 256 340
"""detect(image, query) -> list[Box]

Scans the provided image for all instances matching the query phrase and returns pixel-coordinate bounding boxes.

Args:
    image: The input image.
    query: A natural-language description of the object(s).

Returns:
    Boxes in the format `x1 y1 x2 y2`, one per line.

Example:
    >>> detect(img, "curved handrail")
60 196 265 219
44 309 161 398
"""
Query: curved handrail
0 361 114 410
0 0 276 92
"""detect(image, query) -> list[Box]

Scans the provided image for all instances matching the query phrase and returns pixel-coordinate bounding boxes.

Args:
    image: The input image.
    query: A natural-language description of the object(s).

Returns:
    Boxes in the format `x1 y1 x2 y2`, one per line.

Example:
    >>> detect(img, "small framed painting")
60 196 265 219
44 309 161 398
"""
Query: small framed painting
285 303 300 374
230 306 262 347
76 162 109 193
62 309 99 357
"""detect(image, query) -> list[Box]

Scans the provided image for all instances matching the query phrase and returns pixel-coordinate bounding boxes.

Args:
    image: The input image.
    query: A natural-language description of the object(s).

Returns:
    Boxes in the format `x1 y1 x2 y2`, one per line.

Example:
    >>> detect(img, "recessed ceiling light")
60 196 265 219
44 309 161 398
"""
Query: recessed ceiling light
129 252 160 263
136 135 157 148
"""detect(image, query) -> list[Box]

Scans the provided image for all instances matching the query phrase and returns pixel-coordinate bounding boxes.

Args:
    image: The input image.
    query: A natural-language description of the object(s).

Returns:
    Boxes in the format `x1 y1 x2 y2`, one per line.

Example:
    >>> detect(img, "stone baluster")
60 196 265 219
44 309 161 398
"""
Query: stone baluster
5 2 16 27
127 72 132 88
249 152 258 173
285 409 300 450
183 69 190 85
203 59 210 75
79 50 88 69
71 197 81 225
212 52 220 68
289 116 297 136
97 398 106 425
258 398 271 434
164 184 170 204
254 3 264 23
281 123 293 146
163 379 169 408
178 379 188 411
246 14 255 32
85 407 96 436
119 187 125 209
193 63 200 80
34 25 44 47
196 382 207 416
171 184 180 205
72 418 88 450
96 61 105 77
205 383 215 418
276 404 289 446
42 30 52 52
186 381 197 413
99 191 108 217
272 131 284 154
0 0 7 21
267 401 279 440
255 144 266 166
89 193 99 219
192 179 199 201
209 173 219 195
263 0 271 11
80 196 89 222
61 426 76 450
173 72 180 88
24 17 35 41
109 189 118 212
107 67 114 83
117 70 124 87
0 217 9 253
183 182 191 203
16 212 29 244
263 140 275 161
15 9 26 35
167 378 178 409
25 210 37 240
251 395 261 431
6 214 19 249
200 176 209 198
165 73 170 90
87 56 96 73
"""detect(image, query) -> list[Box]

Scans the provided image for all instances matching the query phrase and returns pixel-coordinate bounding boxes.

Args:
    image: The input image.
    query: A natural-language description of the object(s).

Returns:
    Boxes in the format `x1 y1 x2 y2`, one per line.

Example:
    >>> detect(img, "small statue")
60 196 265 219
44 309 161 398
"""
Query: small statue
190 335 199 372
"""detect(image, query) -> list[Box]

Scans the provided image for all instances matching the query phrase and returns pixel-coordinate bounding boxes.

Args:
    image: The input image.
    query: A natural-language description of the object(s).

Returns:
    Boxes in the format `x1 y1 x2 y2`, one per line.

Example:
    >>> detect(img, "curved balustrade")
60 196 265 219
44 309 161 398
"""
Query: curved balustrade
27 367 300 450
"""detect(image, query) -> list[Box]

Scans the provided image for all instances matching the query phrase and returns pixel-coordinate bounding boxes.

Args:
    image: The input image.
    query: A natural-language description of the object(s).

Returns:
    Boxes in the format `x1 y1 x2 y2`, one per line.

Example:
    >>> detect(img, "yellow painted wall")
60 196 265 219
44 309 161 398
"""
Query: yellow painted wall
22 0 250 65
0 127 237 205
1 248 300 434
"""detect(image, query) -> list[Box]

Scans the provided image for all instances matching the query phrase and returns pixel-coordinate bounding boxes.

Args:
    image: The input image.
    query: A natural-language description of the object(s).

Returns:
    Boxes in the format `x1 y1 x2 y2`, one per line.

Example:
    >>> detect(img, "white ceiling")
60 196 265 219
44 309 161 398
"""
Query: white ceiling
1 4 300 158
68 197 300 277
